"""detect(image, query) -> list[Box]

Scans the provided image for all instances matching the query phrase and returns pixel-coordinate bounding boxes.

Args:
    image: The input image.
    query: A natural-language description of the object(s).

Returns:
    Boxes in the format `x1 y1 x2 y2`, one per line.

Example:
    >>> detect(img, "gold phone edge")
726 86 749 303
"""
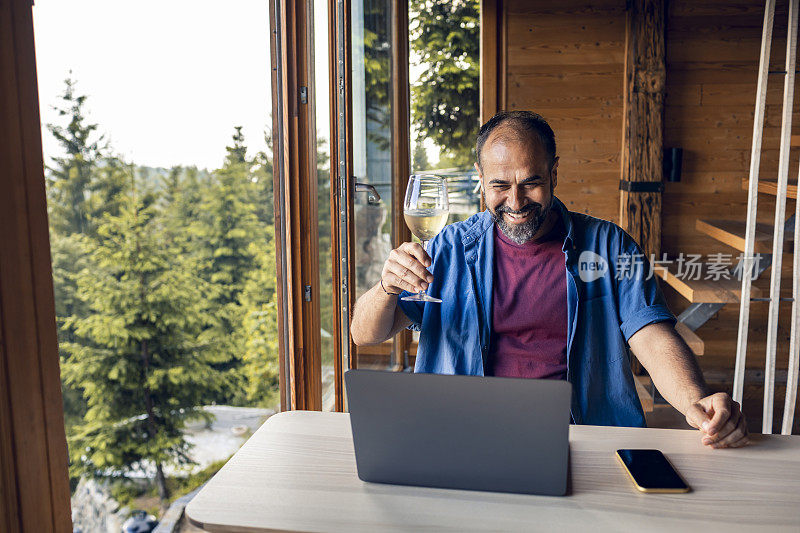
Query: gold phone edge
614 451 691 494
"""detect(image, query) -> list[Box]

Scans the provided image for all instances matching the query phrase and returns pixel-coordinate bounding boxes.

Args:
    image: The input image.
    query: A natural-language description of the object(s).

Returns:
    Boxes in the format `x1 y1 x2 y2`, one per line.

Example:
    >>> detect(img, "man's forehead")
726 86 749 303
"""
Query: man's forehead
481 133 548 168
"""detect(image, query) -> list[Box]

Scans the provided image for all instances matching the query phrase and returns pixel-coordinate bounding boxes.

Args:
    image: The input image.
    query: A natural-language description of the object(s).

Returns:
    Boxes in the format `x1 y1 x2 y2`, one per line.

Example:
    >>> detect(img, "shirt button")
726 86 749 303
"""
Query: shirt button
482 345 487 352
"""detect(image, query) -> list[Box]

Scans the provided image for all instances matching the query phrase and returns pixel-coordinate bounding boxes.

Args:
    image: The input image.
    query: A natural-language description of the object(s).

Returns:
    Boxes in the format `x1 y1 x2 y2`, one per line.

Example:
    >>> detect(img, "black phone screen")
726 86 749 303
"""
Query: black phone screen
616 449 689 491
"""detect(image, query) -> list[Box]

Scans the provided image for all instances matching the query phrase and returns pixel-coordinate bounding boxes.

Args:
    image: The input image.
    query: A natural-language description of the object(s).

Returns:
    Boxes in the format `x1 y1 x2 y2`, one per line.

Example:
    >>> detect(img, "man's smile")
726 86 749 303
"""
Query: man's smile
504 211 533 224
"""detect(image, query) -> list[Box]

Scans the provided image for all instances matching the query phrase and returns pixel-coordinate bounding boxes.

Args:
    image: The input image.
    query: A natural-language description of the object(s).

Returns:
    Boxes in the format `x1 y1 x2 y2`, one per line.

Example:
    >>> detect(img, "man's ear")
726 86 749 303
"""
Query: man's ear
474 162 484 192
550 156 559 190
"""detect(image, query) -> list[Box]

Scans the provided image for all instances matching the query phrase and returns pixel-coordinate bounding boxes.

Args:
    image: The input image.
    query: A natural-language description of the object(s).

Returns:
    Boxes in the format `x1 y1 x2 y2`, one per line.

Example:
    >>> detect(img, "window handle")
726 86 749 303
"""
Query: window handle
355 182 381 204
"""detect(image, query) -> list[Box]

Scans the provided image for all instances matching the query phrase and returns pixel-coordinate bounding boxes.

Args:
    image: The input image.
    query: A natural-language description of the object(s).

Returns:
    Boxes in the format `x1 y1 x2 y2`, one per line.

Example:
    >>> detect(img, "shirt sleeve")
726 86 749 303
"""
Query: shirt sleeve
614 229 677 341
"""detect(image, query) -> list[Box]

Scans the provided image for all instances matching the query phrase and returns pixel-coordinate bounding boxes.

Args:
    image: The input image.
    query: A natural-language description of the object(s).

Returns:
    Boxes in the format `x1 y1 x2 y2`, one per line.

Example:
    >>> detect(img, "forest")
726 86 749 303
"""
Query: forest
47 0 478 510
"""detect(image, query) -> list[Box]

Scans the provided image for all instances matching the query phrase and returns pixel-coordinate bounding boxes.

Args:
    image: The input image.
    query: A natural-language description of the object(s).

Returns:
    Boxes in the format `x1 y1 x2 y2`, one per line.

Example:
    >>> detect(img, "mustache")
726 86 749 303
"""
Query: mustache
495 203 540 215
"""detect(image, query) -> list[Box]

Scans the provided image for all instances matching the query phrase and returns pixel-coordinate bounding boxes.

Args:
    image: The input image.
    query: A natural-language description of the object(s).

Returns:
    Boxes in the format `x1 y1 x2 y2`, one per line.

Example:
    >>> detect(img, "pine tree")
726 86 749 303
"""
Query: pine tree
239 230 279 405
46 76 126 435
62 179 225 502
202 128 262 305
253 130 275 226
46 76 103 236
193 128 267 404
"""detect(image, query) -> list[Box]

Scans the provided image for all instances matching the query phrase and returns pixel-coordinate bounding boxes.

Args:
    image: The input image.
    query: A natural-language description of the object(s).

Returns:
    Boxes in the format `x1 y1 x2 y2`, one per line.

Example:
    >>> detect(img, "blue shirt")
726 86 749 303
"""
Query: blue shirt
398 196 676 427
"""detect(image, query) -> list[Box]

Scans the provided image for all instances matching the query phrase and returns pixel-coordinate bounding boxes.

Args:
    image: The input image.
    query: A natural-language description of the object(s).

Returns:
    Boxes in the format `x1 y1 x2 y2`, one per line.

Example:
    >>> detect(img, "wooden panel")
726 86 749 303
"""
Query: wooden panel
502 0 625 224
491 0 799 428
0 0 72 530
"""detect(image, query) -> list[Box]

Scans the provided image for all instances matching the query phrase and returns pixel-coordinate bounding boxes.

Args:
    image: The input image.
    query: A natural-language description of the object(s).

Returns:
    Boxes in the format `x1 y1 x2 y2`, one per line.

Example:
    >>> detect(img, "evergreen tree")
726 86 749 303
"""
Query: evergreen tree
410 0 479 167
226 126 248 165
62 180 225 502
46 76 103 236
46 76 127 435
239 229 279 405
194 128 267 404
253 130 275 226
202 128 262 305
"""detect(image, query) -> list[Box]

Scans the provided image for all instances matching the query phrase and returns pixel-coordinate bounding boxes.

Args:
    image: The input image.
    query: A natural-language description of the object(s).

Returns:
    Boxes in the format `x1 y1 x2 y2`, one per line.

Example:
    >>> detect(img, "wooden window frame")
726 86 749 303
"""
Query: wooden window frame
271 0 324 411
275 0 414 410
0 0 72 530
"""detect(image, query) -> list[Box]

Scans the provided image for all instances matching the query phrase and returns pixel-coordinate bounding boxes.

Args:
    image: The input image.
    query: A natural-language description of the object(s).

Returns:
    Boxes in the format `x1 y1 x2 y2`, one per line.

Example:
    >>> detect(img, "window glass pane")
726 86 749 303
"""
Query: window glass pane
410 0 480 222
33 1 277 526
408 0 480 360
313 0 336 410
352 0 395 369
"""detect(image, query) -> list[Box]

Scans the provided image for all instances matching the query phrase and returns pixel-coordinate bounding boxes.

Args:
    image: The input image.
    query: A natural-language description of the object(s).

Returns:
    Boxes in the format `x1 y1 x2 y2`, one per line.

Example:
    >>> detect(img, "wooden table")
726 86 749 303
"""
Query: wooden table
186 411 800 532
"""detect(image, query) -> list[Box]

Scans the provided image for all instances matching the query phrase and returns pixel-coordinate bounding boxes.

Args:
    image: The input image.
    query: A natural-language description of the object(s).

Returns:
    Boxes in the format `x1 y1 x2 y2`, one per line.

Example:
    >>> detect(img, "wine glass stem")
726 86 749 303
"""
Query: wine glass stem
420 240 429 297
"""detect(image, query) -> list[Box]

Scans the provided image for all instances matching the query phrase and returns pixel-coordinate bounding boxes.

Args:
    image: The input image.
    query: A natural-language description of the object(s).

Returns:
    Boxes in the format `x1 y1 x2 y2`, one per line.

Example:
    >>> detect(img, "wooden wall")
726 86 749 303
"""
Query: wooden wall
504 0 626 223
491 0 799 431
664 0 797 432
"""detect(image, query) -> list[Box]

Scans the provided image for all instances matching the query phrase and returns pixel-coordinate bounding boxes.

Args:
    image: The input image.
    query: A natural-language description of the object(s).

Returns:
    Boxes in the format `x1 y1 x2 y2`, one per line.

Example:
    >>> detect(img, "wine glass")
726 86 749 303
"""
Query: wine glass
401 174 449 303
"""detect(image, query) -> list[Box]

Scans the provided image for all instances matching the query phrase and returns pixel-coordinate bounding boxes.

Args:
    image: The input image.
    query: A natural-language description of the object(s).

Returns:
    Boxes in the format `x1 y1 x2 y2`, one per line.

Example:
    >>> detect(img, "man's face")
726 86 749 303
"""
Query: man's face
475 132 558 244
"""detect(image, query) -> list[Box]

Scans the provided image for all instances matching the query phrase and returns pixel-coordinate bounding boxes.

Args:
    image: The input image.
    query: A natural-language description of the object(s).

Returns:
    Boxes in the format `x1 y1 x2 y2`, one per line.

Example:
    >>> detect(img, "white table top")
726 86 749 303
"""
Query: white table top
186 410 800 532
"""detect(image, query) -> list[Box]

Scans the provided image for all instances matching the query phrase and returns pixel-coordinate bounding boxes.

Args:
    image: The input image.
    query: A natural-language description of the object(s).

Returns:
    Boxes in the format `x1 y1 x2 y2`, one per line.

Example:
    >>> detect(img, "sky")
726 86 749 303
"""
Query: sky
31 0 438 172
32 0 331 171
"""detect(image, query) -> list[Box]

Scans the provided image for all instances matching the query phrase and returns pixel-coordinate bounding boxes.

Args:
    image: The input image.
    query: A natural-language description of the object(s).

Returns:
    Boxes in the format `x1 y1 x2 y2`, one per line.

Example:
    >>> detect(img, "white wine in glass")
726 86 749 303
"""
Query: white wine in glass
401 175 449 303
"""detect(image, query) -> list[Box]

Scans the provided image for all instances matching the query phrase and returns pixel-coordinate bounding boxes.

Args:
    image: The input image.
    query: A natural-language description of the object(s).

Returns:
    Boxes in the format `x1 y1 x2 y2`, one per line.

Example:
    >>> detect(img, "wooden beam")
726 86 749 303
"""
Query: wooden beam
480 0 502 124
619 0 666 259
0 0 72 530
391 0 412 371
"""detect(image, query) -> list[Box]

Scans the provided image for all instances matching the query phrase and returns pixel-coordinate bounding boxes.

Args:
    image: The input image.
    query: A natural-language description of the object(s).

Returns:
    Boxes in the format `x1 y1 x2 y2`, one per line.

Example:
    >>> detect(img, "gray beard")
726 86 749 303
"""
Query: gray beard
492 198 553 245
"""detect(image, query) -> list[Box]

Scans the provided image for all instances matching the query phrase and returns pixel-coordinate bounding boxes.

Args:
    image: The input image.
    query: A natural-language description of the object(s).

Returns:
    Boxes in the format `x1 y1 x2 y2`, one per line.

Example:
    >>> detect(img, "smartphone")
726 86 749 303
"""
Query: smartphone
615 449 690 493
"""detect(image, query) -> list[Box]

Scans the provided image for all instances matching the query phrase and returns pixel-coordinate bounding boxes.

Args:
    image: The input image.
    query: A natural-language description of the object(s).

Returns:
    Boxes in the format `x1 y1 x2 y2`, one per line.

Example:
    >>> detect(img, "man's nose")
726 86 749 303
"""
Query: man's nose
507 186 524 211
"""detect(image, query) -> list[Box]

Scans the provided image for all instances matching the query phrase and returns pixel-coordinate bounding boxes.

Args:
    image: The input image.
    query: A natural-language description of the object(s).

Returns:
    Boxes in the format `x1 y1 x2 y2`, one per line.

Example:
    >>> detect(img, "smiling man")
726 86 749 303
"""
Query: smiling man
350 110 749 449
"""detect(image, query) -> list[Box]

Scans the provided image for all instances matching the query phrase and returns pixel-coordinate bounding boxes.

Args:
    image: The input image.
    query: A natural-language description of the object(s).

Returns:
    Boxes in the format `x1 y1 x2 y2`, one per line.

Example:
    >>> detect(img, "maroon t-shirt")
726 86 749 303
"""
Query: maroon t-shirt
487 217 568 380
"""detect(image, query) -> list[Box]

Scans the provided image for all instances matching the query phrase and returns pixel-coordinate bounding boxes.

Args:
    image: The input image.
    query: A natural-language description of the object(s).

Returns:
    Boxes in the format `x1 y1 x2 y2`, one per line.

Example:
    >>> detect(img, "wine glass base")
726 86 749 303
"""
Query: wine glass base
401 293 442 303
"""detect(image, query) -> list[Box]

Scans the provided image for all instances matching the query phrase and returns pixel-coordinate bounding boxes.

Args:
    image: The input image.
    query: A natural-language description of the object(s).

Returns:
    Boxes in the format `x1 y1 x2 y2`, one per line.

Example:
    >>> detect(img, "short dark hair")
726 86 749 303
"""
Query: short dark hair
476 111 557 170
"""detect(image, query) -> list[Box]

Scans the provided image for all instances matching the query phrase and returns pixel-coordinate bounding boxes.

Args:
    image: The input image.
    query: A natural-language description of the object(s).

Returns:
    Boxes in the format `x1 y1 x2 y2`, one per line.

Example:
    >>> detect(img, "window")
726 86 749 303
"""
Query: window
34 0 278 525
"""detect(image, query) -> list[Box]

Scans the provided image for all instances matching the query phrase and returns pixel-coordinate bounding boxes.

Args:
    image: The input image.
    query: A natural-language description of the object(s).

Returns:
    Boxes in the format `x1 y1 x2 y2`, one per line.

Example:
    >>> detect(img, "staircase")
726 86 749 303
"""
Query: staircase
651 172 795 400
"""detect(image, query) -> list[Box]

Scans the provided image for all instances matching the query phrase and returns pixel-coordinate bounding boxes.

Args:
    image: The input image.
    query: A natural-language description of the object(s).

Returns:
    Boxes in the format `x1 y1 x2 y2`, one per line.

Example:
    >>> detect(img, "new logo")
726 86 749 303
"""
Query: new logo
578 251 608 283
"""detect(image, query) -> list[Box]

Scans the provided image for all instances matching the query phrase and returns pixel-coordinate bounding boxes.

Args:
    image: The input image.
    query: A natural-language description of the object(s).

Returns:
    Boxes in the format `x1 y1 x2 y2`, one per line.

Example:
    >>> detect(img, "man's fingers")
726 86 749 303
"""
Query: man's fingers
399 253 434 283
390 247 433 283
387 262 428 291
709 418 749 449
400 242 432 268
386 271 419 293
703 405 741 444
684 403 709 430
706 395 732 436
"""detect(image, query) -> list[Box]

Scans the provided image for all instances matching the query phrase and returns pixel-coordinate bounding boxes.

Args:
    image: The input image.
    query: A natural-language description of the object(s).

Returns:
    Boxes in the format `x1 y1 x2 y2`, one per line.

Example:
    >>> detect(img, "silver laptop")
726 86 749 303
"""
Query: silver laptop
345 369 571 496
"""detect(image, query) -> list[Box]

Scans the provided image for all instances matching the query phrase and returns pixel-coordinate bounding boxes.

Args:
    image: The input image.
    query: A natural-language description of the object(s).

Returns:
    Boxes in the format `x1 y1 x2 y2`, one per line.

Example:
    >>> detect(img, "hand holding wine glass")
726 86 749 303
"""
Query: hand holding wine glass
401 175 449 303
